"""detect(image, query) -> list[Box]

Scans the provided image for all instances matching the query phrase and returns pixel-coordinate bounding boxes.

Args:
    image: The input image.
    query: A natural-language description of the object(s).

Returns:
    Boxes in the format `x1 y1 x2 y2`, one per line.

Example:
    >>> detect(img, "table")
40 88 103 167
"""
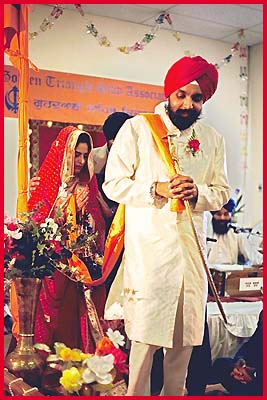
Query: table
207 300 262 361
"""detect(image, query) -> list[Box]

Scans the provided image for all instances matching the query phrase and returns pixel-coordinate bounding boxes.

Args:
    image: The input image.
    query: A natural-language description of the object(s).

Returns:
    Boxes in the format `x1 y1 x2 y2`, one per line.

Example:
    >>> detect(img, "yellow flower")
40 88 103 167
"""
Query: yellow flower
94 254 103 265
59 347 73 361
80 352 92 361
70 349 84 362
59 367 83 393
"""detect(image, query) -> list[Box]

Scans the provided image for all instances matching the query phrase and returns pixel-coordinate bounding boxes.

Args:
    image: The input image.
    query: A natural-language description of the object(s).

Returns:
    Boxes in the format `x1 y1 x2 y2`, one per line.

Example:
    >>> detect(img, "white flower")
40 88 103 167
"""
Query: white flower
106 328 125 348
58 183 68 199
12 230 22 239
41 218 58 230
82 368 97 384
104 302 124 320
9 258 16 266
82 354 114 385
4 225 23 240
40 218 59 239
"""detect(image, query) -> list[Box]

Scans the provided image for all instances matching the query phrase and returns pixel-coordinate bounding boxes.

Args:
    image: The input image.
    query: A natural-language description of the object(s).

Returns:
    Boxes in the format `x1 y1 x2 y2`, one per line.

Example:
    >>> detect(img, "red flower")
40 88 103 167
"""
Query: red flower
4 237 15 251
6 222 18 231
12 253 26 262
186 128 201 156
32 212 43 223
110 348 129 374
188 139 200 152
50 240 63 254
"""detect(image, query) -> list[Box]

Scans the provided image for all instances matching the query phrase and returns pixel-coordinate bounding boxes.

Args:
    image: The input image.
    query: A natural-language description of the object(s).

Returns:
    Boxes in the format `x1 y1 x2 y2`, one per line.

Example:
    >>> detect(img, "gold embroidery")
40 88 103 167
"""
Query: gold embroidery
123 288 143 302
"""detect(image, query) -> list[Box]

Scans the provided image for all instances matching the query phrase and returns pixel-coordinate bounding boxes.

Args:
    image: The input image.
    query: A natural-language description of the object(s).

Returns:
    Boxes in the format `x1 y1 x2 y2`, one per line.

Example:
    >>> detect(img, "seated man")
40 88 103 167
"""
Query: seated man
183 199 262 395
212 309 263 395
207 198 262 265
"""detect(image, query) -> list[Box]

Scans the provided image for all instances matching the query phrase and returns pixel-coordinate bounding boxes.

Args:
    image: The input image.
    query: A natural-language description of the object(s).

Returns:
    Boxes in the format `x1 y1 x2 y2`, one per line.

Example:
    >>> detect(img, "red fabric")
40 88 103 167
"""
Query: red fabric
38 126 61 168
92 130 106 147
36 126 106 171
164 56 218 102
86 174 106 251
28 125 75 220
28 126 106 351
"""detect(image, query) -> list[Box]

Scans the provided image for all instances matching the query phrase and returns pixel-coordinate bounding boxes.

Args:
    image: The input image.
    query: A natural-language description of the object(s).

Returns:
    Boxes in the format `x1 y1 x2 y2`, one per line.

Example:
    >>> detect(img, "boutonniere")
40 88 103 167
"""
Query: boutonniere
186 128 202 157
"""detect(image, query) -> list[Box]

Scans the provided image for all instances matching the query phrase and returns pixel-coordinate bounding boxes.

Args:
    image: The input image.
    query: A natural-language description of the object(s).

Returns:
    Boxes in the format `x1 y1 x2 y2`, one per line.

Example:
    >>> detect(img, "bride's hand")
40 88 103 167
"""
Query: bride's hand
76 185 90 211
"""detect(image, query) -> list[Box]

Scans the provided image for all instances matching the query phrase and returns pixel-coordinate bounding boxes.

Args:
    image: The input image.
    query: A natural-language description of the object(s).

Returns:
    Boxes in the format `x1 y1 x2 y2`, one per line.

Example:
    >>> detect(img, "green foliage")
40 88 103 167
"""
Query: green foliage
4 208 102 280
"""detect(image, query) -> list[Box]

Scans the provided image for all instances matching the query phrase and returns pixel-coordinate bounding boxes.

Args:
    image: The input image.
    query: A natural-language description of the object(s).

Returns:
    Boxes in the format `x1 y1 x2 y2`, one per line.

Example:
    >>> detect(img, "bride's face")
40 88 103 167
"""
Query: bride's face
74 142 89 176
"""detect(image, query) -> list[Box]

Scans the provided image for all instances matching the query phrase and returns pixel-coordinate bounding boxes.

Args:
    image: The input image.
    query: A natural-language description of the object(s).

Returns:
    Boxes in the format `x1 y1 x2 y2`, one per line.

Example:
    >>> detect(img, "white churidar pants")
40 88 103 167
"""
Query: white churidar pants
126 282 193 396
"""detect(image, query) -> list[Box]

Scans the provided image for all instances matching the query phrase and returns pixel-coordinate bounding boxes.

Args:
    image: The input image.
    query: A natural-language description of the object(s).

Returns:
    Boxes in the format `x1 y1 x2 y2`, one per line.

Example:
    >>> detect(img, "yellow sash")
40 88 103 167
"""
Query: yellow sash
141 113 185 213
102 113 185 273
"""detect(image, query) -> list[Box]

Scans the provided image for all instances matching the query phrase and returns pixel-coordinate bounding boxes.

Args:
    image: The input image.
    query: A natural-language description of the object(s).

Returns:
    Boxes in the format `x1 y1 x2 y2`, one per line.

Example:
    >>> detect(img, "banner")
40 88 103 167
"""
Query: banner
4 65 165 125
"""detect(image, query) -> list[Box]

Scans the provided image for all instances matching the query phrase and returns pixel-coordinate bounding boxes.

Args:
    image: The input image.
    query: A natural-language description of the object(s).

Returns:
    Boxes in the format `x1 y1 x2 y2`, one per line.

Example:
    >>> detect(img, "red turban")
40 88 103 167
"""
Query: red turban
164 56 218 102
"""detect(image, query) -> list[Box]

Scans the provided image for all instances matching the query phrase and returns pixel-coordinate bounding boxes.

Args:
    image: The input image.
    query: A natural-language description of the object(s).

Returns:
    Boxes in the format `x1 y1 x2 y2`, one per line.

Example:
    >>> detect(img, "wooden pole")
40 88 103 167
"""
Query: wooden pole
167 133 228 324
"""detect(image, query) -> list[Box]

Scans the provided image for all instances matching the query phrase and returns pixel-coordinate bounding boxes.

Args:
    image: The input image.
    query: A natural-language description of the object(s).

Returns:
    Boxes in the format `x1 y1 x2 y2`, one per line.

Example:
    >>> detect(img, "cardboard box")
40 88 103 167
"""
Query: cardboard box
209 265 263 297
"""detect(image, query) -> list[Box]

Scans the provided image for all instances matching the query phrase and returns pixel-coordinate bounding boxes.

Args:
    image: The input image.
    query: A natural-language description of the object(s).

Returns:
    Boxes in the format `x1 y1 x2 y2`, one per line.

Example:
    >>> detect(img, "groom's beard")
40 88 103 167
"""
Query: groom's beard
167 102 201 130
212 218 231 235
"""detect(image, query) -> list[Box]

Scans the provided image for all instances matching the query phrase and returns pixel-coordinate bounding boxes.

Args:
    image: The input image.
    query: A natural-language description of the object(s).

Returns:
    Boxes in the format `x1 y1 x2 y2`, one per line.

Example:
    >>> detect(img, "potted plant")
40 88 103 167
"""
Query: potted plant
4 209 103 387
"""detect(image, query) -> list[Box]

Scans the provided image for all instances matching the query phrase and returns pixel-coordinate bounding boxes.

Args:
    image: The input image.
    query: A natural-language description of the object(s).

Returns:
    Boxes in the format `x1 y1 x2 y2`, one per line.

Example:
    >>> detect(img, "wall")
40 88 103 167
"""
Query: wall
243 44 263 228
4 5 262 226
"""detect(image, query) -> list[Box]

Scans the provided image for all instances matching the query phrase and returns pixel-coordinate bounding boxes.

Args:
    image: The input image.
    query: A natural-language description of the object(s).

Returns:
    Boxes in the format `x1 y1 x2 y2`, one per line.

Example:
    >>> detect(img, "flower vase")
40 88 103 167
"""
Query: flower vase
4 277 45 388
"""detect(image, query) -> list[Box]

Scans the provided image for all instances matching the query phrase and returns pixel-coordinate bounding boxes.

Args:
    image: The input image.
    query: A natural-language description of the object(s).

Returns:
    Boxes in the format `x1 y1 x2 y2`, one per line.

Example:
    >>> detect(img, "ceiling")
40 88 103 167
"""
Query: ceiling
46 3 263 46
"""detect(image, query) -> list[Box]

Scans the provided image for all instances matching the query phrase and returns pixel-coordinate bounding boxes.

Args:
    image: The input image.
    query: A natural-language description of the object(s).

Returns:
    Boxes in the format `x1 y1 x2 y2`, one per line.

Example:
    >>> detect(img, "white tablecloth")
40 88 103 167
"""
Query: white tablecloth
207 301 262 361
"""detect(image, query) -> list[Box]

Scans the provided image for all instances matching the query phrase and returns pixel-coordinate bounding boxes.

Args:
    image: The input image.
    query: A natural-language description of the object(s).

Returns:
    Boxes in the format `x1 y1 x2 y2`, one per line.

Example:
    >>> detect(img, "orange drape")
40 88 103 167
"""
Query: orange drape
4 4 30 338
4 4 30 217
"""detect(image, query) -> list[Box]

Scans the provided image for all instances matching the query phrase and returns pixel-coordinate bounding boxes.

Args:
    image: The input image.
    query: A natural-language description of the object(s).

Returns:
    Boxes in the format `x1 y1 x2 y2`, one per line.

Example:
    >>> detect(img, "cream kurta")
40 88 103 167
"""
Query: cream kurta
103 102 230 348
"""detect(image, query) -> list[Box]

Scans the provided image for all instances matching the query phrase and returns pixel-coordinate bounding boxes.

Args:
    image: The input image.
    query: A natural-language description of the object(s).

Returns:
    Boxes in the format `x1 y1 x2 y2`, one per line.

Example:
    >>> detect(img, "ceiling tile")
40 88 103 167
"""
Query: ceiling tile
239 4 263 11
139 4 175 11
250 23 263 33
221 30 263 46
145 13 238 41
168 4 262 29
60 4 157 24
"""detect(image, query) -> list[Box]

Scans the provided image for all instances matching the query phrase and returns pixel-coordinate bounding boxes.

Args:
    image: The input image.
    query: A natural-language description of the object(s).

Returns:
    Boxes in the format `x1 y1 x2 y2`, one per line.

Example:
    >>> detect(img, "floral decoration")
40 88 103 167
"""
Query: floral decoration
117 12 180 54
186 128 201 157
215 41 240 69
34 329 128 394
4 208 103 281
